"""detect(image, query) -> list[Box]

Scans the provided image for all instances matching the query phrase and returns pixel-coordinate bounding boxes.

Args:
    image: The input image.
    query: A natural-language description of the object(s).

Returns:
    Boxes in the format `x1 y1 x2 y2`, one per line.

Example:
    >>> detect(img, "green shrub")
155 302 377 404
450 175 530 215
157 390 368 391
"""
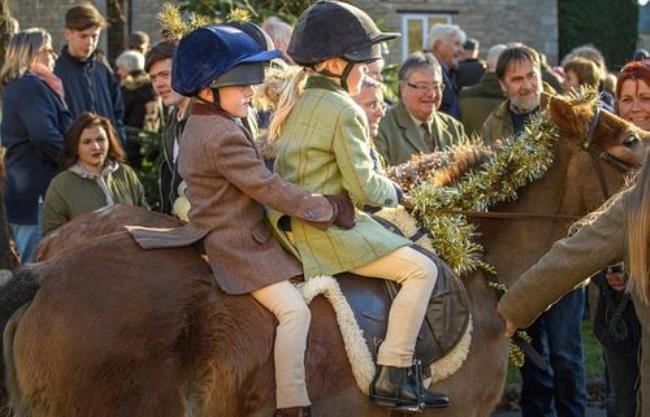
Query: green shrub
559 0 639 70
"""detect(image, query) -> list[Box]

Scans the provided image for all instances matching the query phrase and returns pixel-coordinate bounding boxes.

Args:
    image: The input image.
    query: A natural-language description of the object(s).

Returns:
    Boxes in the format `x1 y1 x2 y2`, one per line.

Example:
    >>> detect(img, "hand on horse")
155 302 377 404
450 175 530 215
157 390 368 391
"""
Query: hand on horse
496 307 518 338
325 192 356 229
503 319 518 338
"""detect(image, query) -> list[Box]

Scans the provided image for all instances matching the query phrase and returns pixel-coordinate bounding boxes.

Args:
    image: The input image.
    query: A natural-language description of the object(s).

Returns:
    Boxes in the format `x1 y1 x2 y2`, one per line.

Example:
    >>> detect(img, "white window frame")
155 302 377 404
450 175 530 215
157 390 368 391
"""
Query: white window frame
400 13 452 62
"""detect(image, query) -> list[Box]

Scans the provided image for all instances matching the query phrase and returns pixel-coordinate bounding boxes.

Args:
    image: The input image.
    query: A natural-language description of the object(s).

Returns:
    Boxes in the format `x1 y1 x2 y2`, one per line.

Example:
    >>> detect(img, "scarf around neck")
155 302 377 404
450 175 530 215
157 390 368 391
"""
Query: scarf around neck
30 62 66 103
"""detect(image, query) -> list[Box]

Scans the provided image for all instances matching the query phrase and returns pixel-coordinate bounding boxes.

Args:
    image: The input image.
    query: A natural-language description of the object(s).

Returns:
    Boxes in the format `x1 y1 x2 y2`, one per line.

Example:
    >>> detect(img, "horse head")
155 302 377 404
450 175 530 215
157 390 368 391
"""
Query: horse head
546 90 650 171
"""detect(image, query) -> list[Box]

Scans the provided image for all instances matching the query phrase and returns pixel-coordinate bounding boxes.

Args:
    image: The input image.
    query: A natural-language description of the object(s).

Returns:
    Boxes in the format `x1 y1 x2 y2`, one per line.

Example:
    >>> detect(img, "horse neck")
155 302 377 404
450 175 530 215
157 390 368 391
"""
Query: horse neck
477 138 623 287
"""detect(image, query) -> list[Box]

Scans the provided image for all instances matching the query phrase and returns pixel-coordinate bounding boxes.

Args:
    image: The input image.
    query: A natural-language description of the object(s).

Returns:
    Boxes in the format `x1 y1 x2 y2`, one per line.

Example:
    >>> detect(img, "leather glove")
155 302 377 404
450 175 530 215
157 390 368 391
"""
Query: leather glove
325 192 356 229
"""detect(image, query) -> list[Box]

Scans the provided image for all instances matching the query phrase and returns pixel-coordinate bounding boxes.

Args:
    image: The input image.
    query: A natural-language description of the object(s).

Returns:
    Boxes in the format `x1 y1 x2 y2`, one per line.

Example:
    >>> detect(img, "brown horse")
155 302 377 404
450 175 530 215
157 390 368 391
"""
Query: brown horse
1 94 648 417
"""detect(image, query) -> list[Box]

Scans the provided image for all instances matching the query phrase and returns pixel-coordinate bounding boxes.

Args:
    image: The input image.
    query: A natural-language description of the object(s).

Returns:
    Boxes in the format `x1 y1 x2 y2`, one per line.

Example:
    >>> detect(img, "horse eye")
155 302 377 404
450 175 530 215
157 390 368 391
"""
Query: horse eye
624 134 640 148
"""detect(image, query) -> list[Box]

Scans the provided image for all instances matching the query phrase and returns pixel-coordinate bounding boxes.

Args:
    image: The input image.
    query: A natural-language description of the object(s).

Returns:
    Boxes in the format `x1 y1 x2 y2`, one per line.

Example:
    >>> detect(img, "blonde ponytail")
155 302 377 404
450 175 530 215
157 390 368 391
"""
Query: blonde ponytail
627 150 650 303
268 68 308 142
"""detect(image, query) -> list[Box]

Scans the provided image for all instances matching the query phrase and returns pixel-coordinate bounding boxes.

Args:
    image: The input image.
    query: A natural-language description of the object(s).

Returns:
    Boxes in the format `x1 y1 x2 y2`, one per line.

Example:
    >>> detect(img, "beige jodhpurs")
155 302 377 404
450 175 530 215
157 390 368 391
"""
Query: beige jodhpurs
251 280 311 408
351 246 438 368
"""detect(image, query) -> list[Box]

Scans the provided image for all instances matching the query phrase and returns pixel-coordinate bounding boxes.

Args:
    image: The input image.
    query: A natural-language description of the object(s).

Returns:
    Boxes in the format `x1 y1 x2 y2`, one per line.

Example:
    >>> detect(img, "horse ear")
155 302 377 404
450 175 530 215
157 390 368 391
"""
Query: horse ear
547 93 589 138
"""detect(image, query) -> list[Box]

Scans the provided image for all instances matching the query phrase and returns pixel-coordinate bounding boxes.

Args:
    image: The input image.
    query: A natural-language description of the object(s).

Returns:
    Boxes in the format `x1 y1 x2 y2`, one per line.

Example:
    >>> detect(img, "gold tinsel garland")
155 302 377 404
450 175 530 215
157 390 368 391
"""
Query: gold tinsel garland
391 89 597 275
387 89 596 367
157 3 252 38
393 108 558 275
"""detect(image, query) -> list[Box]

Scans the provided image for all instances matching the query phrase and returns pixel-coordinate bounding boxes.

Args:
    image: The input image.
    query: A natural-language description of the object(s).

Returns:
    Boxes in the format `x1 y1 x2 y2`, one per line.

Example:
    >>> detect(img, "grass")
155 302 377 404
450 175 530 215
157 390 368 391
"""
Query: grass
504 319 605 392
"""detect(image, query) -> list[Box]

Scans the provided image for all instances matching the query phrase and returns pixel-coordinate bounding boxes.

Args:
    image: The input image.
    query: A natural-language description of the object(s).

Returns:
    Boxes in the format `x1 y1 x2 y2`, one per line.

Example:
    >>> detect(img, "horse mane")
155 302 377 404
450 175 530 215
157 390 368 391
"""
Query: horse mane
386 142 493 192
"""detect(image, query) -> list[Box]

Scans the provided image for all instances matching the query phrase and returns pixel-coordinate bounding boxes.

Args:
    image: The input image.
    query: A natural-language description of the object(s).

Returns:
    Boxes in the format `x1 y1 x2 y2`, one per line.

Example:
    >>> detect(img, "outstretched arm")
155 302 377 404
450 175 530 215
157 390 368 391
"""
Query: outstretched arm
498 188 630 329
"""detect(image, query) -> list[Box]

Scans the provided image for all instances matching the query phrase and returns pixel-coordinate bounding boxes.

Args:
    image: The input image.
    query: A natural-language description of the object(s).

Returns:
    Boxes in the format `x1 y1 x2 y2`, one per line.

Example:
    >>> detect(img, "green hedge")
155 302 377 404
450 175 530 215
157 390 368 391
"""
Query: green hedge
559 0 639 70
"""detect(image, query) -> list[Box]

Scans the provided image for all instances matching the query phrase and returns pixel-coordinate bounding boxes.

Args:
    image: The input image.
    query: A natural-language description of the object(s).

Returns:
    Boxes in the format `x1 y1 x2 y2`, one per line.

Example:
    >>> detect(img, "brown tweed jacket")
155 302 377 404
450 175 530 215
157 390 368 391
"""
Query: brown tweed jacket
498 184 650 417
129 102 333 294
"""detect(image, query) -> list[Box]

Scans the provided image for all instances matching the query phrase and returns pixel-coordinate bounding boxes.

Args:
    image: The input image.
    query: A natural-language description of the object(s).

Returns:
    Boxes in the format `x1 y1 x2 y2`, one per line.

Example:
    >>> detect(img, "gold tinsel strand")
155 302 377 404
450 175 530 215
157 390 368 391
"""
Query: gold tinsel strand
158 3 221 38
158 3 186 38
393 104 563 274
388 88 597 367
227 8 252 22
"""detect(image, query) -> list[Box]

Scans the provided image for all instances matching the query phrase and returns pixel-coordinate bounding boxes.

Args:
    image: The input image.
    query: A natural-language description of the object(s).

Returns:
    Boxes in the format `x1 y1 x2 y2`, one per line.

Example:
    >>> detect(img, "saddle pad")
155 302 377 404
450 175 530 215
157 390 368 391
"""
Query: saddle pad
299 275 472 395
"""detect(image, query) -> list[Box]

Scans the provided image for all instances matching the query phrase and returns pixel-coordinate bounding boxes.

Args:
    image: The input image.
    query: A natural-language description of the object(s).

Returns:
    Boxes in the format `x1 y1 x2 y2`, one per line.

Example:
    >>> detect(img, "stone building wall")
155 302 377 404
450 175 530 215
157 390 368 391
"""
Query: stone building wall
354 0 559 65
9 0 559 65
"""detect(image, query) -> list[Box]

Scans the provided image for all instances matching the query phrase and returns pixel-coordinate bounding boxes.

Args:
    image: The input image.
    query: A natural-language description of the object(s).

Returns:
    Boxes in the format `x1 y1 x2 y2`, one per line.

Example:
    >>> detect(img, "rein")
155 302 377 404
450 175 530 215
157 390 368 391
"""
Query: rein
423 208 580 222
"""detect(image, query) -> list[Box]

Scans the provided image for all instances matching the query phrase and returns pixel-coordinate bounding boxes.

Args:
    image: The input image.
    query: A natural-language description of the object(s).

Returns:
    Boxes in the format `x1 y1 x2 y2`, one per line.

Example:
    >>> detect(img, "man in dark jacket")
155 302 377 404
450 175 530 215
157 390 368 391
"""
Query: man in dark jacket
54 4 126 143
145 41 191 216
456 38 486 89
487 44 588 417
428 23 465 120
459 44 506 136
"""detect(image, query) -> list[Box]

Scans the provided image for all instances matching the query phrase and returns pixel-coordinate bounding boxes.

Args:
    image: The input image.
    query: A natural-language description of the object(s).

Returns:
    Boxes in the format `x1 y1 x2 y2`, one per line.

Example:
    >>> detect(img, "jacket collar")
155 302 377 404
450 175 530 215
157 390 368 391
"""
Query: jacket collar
305 76 346 94
60 45 95 67
393 101 429 152
189 101 256 144
191 100 233 118
68 160 119 179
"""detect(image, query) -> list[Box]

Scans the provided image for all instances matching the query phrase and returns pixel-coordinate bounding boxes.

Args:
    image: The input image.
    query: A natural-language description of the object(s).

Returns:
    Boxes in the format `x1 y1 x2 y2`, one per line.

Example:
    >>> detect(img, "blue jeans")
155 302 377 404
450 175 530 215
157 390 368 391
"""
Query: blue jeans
519 287 587 417
10 223 41 263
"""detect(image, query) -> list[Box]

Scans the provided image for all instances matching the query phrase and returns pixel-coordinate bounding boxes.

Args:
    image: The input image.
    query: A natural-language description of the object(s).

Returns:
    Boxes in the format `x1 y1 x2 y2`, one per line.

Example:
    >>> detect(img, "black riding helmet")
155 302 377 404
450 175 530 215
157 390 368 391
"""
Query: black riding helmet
287 0 399 91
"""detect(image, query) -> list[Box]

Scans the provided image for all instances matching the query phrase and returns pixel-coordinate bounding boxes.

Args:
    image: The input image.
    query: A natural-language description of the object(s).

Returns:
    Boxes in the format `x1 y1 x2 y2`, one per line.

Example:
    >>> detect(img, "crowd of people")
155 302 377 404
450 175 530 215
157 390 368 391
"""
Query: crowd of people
1 1 649 417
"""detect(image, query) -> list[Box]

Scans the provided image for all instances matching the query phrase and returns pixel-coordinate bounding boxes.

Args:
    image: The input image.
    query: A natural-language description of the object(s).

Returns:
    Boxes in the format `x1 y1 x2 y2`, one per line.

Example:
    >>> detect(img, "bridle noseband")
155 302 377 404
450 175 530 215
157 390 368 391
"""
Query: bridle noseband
582 106 635 175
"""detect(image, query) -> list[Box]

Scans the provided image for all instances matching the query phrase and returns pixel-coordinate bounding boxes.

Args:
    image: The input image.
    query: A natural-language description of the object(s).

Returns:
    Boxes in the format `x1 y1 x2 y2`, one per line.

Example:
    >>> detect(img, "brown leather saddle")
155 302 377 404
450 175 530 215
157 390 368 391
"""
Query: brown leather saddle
335 215 471 378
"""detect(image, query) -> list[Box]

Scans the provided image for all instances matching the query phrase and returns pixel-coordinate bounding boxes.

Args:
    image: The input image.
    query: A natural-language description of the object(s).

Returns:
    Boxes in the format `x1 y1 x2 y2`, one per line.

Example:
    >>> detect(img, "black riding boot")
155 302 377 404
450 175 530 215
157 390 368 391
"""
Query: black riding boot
369 365 450 409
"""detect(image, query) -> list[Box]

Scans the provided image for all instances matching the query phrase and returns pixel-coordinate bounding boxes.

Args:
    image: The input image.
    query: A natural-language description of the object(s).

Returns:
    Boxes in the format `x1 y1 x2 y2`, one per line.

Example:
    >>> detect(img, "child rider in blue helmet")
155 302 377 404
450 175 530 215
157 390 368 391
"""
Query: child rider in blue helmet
129 25 354 417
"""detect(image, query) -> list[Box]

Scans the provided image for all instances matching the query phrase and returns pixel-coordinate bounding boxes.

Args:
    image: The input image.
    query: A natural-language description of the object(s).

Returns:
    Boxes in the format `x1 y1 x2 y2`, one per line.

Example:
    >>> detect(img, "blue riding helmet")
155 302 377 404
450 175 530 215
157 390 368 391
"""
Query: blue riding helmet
172 25 281 97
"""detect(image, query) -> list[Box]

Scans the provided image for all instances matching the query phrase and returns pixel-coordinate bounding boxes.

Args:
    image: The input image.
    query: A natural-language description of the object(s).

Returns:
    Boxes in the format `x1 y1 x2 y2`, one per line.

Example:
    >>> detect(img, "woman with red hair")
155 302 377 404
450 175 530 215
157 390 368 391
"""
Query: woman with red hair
617 60 650 132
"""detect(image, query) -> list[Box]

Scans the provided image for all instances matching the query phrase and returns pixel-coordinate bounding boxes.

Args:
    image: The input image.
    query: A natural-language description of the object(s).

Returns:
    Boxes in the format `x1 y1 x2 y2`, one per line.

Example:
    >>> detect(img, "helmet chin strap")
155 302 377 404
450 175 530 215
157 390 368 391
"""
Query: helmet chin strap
315 60 356 92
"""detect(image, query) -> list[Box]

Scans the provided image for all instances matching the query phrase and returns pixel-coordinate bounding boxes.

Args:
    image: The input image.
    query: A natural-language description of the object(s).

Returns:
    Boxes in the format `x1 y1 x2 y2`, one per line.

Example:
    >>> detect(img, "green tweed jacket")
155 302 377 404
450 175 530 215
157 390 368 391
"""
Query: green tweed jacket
375 101 467 166
497 185 650 417
268 76 410 278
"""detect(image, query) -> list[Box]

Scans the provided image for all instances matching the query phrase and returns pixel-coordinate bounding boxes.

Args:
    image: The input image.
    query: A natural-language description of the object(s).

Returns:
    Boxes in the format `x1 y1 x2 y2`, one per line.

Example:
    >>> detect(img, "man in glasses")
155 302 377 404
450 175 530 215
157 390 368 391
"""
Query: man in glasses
376 52 466 166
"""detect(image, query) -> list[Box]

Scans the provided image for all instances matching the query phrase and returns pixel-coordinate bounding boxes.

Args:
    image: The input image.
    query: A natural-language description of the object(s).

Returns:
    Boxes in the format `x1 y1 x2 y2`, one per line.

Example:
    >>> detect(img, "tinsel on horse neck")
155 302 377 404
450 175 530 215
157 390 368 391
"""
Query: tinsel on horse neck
386 87 637 276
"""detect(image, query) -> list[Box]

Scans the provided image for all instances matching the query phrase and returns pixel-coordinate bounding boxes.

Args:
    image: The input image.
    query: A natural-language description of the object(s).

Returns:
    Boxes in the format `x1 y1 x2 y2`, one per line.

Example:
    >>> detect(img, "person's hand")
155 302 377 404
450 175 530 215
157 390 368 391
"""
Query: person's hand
325 192 356 229
606 269 626 292
497 307 518 338
504 319 518 338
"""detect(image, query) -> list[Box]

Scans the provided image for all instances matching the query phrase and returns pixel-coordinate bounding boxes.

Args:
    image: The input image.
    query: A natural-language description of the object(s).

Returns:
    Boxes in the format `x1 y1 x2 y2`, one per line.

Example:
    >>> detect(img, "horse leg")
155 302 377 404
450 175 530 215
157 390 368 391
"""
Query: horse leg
3 303 28 417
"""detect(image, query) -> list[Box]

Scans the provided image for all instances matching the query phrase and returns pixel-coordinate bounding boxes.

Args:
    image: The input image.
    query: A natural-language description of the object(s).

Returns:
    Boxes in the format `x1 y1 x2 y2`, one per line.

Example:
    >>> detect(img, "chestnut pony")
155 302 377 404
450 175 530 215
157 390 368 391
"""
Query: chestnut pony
1 93 648 417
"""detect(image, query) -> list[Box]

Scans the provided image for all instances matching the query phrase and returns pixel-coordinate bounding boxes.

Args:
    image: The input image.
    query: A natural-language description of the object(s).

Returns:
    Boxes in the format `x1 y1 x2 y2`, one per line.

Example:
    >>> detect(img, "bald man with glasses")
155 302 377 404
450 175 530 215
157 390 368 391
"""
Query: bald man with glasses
376 52 466 166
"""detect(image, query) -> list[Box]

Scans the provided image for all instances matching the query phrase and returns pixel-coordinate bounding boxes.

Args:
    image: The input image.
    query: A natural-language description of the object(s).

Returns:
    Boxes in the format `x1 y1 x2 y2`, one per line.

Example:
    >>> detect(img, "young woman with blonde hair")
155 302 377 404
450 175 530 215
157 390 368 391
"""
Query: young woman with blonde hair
1 28 72 262
498 149 650 416
266 1 449 410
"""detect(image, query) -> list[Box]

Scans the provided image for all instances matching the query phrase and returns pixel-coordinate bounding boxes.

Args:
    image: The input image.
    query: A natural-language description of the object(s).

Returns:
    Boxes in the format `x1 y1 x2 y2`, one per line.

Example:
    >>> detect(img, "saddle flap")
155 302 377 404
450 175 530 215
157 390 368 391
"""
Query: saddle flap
335 247 470 376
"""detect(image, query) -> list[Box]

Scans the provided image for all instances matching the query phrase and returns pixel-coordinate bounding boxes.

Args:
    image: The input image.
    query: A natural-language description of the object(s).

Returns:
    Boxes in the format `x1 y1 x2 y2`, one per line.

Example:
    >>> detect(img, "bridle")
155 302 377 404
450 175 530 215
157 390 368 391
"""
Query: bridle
582 106 637 177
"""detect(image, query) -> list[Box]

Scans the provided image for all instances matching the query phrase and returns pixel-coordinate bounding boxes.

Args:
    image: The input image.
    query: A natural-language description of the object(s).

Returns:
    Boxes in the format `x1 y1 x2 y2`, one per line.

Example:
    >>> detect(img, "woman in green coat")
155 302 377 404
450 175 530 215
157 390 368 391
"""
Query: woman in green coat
41 112 147 235
267 1 448 411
